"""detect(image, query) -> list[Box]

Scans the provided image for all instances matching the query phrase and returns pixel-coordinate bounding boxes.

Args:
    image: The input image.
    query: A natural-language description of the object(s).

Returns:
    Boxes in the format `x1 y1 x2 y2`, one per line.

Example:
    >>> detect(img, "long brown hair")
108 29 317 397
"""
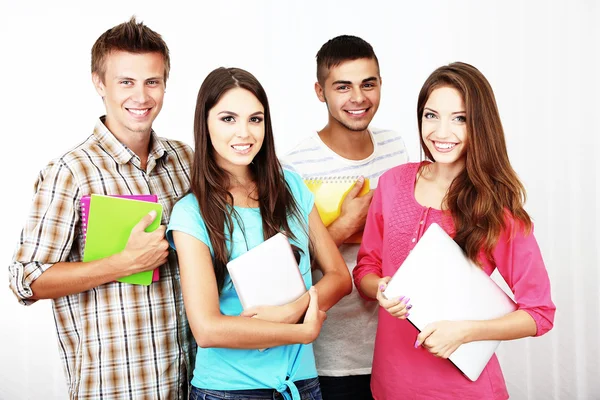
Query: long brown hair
417 62 531 267
190 67 306 291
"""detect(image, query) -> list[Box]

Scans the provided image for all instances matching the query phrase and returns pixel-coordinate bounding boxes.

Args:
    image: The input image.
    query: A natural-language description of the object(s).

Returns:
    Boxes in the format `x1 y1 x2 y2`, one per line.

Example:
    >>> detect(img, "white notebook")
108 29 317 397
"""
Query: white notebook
383 223 517 381
226 233 307 310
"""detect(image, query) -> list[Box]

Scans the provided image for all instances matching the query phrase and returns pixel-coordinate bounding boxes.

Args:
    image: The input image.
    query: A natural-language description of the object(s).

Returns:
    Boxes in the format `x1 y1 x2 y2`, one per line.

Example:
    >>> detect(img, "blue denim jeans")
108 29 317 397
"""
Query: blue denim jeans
190 377 322 400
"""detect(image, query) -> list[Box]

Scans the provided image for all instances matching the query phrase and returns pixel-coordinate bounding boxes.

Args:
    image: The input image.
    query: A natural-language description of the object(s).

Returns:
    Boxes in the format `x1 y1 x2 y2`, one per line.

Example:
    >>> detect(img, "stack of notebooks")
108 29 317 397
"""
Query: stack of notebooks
81 194 162 286
303 176 370 244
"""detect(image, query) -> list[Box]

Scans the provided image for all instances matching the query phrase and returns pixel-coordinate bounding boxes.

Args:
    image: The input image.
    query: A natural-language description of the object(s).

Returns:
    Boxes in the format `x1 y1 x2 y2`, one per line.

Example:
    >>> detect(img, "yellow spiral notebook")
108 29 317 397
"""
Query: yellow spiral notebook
303 176 370 244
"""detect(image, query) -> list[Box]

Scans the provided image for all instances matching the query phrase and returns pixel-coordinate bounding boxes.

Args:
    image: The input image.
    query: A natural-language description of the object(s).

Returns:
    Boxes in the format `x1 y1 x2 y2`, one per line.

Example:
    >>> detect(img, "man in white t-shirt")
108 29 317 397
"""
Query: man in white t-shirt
282 35 409 399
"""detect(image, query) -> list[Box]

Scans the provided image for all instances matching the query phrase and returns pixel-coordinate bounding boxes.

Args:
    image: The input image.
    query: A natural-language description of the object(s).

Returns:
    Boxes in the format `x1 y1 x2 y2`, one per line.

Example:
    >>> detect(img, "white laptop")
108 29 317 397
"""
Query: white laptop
383 223 517 381
226 233 307 310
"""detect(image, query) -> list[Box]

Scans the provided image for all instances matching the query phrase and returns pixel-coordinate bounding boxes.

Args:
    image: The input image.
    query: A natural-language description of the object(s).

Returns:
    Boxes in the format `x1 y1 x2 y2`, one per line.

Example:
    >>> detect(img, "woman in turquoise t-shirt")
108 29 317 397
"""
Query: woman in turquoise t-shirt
167 67 352 400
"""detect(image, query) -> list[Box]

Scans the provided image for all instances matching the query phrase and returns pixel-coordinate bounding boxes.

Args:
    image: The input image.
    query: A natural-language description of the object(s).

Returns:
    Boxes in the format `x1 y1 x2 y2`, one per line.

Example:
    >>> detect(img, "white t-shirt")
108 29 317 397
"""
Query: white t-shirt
281 128 409 376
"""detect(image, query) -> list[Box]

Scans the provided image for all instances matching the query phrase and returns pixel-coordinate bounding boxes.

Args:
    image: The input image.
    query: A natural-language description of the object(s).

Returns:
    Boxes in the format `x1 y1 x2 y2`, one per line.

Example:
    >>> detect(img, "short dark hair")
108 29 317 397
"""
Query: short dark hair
316 35 379 84
91 16 170 82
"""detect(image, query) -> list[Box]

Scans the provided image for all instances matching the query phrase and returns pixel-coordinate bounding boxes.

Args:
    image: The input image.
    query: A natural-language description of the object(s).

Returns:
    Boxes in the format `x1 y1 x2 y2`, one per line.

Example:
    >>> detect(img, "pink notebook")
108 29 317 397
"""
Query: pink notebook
80 194 161 282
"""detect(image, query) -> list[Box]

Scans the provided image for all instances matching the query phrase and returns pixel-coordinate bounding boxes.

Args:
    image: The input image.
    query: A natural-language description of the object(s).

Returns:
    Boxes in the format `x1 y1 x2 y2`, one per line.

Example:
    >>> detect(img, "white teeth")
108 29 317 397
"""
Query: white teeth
347 109 366 115
232 144 251 151
129 109 149 115
435 142 456 149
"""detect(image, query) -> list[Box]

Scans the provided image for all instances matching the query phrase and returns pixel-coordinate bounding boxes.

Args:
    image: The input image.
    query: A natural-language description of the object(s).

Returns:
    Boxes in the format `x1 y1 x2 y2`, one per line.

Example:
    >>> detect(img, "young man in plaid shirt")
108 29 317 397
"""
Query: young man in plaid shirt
9 17 195 400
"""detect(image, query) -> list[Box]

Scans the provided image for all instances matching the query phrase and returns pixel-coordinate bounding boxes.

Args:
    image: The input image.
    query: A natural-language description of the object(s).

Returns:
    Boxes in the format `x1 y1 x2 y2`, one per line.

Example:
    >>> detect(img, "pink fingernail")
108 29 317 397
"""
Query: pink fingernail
414 340 420 348
404 297 411 304
398 295 405 302
379 285 385 290
406 312 410 318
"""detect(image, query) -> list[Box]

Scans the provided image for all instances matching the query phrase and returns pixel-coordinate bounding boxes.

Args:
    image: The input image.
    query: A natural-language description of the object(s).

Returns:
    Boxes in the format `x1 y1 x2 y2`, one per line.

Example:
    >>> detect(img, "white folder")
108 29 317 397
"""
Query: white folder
383 223 517 381
226 233 307 310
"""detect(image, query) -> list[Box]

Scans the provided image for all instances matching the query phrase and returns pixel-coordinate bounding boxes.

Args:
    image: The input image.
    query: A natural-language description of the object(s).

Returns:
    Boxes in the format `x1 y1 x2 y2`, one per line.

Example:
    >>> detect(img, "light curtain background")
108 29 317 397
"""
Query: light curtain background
0 0 598 399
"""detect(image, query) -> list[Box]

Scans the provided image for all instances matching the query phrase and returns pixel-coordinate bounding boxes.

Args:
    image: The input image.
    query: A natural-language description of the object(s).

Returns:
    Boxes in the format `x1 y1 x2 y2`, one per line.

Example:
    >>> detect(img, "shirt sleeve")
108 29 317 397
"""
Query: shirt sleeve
353 176 386 301
393 131 410 163
166 195 211 252
493 216 556 336
279 158 299 174
283 169 315 217
8 159 80 305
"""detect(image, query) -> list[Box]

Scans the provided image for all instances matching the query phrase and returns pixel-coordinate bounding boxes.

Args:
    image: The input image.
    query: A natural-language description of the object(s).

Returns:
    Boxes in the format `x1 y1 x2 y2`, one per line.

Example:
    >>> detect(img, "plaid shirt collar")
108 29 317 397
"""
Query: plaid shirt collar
93 116 168 167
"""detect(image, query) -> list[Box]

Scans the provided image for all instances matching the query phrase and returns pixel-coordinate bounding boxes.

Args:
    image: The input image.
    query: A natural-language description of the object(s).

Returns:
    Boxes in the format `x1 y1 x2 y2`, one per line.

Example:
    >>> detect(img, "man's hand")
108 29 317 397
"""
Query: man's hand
120 210 169 274
328 176 374 244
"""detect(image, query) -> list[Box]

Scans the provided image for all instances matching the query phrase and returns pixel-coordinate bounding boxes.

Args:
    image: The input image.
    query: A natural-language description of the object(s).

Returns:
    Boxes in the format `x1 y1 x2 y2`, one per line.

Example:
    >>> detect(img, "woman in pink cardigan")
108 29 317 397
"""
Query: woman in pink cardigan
353 62 556 400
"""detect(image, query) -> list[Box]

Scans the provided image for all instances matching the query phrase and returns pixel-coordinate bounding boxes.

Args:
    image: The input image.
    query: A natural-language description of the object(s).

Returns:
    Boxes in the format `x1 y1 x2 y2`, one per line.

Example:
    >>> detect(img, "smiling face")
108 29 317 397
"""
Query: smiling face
421 86 468 168
207 87 265 175
92 51 165 139
316 58 381 132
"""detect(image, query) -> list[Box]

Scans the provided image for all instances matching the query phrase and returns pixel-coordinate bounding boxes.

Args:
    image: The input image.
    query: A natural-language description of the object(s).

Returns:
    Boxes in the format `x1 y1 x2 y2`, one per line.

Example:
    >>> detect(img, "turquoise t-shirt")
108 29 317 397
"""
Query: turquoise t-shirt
167 170 317 398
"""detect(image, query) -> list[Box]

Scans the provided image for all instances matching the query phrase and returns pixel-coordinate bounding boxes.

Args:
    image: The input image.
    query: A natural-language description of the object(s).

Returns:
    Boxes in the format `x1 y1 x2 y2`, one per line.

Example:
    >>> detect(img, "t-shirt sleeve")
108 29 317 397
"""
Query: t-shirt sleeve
279 157 299 174
166 194 211 252
493 216 556 336
283 169 315 216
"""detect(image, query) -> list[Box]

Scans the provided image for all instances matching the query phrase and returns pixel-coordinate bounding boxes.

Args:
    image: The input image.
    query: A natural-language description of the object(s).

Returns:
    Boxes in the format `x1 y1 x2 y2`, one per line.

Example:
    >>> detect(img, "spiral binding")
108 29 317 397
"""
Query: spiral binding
304 176 362 184
80 197 90 240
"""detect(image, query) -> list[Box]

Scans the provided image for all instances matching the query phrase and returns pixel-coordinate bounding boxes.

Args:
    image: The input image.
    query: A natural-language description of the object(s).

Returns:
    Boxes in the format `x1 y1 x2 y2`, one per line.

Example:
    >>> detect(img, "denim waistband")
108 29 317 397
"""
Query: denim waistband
192 377 319 399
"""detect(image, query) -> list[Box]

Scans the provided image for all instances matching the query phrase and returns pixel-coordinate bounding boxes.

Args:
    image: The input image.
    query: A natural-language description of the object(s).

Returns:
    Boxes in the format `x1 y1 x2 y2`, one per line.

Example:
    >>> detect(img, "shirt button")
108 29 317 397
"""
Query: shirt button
412 238 416 243
420 220 424 224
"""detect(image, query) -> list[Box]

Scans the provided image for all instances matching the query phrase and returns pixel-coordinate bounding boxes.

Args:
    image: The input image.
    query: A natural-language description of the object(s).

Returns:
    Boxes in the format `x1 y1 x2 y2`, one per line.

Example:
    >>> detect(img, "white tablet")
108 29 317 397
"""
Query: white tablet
384 223 517 381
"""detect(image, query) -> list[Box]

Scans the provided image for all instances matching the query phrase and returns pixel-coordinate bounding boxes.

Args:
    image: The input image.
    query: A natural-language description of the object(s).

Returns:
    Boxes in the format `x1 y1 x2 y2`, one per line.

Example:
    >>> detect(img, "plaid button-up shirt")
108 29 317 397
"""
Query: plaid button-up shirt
9 118 196 399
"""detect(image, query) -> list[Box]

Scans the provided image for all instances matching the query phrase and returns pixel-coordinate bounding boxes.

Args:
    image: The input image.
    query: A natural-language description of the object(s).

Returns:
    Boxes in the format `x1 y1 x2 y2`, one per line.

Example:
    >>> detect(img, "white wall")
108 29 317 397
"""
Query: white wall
0 0 598 399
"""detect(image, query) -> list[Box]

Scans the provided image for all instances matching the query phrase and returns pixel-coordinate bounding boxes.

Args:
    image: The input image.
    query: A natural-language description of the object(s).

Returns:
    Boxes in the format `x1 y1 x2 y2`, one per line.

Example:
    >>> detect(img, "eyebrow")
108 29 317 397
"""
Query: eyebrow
217 111 265 116
114 76 164 81
331 76 379 86
424 107 465 115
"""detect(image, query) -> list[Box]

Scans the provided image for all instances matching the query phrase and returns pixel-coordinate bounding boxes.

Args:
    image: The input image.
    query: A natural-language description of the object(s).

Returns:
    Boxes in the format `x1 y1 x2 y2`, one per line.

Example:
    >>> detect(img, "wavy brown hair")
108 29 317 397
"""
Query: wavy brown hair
190 67 306 291
417 62 531 267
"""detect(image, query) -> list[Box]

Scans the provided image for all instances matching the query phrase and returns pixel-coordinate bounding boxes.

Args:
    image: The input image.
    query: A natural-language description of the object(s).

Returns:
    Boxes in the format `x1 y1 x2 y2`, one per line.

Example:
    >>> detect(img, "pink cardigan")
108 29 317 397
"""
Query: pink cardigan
353 162 555 400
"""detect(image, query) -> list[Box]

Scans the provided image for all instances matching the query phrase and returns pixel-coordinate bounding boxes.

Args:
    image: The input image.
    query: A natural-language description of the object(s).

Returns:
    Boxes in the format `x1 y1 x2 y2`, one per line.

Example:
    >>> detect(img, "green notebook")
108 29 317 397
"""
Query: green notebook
82 194 163 285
